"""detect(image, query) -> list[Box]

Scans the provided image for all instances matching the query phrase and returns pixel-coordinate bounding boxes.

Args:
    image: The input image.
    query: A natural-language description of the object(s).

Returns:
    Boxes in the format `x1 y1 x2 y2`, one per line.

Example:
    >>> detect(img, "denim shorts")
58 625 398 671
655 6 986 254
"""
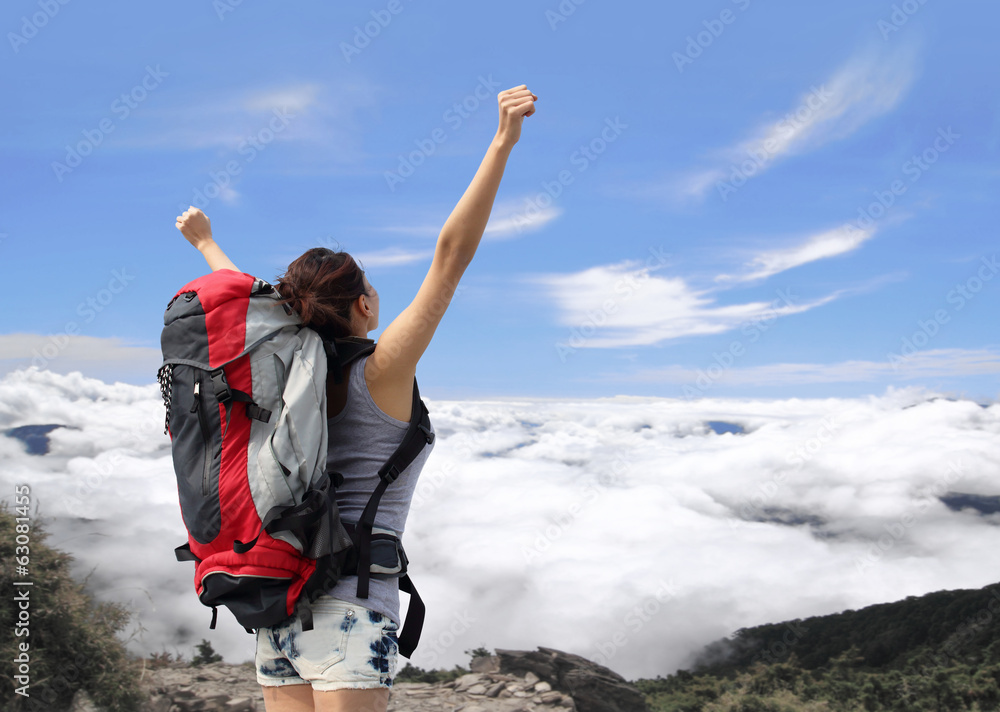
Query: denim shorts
255 594 399 691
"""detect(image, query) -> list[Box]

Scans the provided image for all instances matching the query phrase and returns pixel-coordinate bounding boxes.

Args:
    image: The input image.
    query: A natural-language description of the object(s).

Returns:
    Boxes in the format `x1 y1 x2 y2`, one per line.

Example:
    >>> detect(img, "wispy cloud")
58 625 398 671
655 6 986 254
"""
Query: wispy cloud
372 196 562 241
114 80 377 158
353 247 434 269
625 348 1000 386
535 260 840 348
715 224 878 284
672 44 918 201
484 201 562 239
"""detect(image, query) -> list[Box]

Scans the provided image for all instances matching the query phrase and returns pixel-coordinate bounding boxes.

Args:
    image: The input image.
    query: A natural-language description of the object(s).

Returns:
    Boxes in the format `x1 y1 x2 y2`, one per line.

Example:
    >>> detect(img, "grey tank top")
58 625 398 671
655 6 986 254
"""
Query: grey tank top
324 355 434 626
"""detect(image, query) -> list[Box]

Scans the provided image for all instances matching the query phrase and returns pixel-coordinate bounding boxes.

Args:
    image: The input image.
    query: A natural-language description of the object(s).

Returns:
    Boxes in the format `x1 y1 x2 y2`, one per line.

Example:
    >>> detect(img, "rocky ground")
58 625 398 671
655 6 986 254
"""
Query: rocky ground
67 647 648 712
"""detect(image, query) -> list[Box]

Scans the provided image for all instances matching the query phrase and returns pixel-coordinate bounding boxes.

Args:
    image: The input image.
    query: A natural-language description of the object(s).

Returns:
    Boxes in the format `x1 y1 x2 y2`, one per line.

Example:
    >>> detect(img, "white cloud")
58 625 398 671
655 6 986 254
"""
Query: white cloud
629 348 1000 386
242 84 322 114
673 44 918 200
0 334 162 384
2 368 999 679
715 224 878 284
536 261 839 348
373 197 562 241
353 247 434 269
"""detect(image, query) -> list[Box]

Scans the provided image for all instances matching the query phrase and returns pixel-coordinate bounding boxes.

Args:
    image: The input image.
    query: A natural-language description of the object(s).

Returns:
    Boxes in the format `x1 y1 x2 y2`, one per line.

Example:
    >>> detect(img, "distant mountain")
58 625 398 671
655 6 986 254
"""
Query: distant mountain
689 581 1000 675
4 423 71 455
635 582 1000 711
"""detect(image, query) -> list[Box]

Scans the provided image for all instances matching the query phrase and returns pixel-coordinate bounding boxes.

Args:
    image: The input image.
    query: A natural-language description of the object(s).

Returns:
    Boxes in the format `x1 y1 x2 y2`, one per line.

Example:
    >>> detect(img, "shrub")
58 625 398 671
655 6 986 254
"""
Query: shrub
0 502 146 711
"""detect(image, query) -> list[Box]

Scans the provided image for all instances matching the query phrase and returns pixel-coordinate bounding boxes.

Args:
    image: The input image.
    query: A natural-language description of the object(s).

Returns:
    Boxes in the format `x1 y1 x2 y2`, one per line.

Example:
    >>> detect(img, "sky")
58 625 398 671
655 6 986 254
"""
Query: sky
3 369 999 678
1 0 998 402
1 0 1000 686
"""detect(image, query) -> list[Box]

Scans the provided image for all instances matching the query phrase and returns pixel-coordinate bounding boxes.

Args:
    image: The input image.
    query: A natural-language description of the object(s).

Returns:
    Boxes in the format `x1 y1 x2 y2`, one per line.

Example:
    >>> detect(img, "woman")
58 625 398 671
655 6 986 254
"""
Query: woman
174 84 537 712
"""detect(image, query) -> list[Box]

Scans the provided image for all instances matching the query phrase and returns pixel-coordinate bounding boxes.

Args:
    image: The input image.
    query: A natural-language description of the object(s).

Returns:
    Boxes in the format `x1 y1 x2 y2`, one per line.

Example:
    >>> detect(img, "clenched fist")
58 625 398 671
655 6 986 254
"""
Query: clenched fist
176 206 213 250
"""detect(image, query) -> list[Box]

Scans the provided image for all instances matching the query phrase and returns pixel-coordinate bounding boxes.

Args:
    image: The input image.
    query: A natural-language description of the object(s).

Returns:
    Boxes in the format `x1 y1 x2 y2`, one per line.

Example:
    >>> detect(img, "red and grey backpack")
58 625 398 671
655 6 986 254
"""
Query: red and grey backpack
156 269 433 658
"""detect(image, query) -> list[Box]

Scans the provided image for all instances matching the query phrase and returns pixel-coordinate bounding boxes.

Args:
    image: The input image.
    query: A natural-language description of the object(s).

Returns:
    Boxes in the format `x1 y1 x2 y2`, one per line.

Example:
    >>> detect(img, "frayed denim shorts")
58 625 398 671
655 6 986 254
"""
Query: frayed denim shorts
255 594 399 691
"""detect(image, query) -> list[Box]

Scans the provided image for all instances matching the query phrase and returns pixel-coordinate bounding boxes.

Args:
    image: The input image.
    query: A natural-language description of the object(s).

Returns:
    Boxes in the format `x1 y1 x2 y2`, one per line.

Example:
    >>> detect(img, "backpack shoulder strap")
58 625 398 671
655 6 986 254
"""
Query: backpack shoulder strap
322 336 376 384
354 377 434 598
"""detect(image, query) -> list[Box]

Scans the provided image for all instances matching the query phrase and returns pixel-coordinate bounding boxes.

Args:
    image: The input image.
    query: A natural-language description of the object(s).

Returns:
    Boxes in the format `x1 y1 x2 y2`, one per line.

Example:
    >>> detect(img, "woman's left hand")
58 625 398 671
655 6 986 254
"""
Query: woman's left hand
176 206 213 250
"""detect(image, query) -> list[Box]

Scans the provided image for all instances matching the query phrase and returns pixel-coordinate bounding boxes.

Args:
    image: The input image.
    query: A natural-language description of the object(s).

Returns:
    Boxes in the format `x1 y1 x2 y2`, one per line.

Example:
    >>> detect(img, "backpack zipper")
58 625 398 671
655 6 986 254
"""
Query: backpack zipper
190 379 213 496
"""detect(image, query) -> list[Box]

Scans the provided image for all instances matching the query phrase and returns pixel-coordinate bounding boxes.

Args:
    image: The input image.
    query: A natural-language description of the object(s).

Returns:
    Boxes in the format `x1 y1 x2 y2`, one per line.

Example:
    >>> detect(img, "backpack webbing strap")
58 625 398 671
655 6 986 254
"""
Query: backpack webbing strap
354 379 433 599
397 574 424 659
233 476 334 555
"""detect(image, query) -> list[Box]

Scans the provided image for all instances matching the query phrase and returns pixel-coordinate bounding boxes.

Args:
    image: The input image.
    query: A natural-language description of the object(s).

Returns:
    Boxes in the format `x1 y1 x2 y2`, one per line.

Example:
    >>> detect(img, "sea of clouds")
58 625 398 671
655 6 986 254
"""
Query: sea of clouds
1 367 998 680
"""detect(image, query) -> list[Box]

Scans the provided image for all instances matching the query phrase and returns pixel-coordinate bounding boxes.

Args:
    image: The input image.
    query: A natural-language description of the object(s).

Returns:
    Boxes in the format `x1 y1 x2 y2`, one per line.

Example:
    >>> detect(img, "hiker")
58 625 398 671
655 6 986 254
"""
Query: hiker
173 84 537 712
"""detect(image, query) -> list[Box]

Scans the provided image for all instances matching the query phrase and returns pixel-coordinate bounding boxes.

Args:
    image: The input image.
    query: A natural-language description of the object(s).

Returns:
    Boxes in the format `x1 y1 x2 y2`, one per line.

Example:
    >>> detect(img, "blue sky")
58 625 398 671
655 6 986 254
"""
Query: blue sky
2 0 998 402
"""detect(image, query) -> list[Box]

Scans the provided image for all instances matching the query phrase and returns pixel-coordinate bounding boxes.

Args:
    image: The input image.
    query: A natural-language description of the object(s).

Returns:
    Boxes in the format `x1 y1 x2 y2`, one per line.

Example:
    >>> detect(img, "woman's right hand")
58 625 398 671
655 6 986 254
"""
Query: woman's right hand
495 85 537 149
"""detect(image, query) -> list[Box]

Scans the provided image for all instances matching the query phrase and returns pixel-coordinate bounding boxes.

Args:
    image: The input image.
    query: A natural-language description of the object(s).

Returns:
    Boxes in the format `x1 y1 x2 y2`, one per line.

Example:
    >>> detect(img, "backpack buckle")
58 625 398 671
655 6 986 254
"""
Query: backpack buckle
211 369 232 405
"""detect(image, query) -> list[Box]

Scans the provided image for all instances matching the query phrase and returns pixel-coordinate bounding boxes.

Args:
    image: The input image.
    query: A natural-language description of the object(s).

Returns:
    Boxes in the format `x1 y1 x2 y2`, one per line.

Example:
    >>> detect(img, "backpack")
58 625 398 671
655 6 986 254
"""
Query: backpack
156 269 434 658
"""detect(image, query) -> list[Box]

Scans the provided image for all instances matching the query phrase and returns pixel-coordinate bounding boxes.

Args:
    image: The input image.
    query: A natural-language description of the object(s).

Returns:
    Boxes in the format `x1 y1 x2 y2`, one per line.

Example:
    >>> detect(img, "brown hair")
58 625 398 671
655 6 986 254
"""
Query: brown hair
274 248 369 339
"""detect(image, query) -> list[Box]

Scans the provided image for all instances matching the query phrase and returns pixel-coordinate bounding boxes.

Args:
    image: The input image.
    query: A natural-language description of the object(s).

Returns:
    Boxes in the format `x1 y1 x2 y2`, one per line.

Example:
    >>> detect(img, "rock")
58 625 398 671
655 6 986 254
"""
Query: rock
147 694 173 712
133 646 644 712
486 681 507 698
226 697 256 712
69 689 99 712
471 655 502 673
454 673 486 692
495 647 649 712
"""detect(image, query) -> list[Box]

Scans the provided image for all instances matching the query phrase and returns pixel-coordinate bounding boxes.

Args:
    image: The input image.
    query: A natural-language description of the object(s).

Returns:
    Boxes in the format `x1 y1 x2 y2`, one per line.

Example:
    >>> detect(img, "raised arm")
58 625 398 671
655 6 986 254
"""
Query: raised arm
367 85 537 393
175 206 240 272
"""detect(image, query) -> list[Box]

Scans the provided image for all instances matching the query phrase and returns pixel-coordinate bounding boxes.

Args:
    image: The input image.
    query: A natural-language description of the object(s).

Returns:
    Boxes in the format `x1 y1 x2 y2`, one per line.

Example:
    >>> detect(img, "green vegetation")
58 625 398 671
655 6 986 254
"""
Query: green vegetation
633 582 1000 711
191 639 223 666
0 502 147 712
396 646 495 684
